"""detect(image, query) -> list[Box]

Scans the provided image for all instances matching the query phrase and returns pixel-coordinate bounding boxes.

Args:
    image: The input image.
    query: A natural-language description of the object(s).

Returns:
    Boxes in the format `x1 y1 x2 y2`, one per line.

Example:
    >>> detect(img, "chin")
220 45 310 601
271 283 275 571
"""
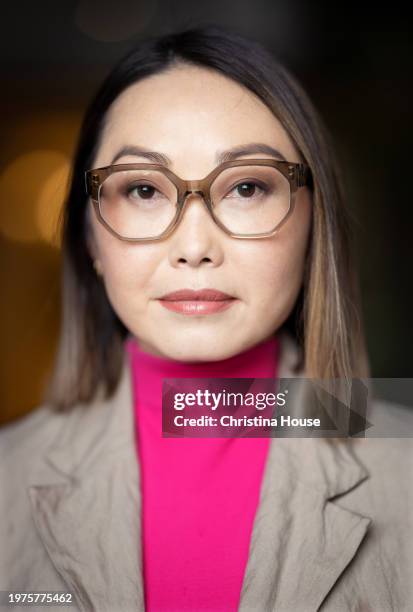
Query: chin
168 342 241 363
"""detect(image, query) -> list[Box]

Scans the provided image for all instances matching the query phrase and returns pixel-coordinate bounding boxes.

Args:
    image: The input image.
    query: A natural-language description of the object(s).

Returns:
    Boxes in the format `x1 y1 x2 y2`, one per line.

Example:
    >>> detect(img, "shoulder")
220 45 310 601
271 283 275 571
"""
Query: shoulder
367 394 412 433
331 400 413 609
0 403 67 466
351 397 412 476
356 396 413 460
343 398 412 519
0 406 66 540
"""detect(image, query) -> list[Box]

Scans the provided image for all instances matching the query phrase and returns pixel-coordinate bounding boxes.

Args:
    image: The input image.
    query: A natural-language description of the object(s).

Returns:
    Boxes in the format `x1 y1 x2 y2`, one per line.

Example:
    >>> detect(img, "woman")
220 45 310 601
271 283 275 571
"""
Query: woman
1 25 411 612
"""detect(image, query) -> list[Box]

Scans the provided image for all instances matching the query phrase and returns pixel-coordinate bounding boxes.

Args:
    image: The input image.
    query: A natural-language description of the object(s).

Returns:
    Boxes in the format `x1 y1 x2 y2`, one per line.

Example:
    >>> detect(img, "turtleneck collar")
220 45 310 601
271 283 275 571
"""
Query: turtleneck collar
126 333 280 382
125 333 280 609
126 332 280 427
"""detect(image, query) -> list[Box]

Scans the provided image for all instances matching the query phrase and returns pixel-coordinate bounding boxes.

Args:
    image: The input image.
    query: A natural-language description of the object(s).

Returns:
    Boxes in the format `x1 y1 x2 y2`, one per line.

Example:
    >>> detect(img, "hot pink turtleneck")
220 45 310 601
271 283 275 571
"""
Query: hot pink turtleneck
125 334 279 612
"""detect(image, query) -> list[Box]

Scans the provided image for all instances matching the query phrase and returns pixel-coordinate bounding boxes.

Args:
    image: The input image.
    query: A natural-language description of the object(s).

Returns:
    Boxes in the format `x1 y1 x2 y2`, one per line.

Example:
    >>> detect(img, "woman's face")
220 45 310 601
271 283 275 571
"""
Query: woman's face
88 63 312 361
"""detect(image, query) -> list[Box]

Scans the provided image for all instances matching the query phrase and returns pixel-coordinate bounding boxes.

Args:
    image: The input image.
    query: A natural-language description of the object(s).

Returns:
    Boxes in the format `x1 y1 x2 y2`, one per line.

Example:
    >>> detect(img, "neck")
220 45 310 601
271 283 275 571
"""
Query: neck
126 334 279 392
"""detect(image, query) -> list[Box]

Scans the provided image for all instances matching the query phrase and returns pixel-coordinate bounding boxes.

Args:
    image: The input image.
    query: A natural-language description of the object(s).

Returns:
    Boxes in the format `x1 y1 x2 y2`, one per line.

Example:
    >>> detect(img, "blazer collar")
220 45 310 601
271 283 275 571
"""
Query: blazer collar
29 331 371 612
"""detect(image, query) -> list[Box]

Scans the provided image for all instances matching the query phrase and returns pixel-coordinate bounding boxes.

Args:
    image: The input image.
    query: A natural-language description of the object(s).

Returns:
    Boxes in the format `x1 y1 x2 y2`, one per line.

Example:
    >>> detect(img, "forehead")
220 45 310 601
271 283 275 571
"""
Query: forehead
96 64 300 167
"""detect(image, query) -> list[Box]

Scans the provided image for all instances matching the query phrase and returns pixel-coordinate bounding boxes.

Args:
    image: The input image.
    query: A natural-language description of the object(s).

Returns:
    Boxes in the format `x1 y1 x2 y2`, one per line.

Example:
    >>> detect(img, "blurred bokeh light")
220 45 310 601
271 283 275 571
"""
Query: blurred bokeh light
0 110 80 425
0 150 69 246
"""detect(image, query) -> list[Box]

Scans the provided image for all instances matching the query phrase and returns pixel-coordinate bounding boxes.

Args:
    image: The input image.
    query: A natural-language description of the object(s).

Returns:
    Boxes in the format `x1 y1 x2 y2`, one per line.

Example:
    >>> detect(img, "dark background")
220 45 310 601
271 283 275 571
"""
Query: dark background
1 1 412 424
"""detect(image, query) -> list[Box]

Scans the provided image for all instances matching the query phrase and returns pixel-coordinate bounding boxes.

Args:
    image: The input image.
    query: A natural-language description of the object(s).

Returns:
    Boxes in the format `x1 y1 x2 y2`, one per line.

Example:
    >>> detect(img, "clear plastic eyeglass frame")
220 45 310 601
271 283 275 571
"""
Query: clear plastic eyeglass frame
84 159 313 242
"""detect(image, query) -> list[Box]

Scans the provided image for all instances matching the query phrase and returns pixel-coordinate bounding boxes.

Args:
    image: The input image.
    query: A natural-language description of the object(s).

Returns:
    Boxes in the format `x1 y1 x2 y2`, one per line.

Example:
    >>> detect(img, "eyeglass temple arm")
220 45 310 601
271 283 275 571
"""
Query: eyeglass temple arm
85 171 102 200
295 164 313 189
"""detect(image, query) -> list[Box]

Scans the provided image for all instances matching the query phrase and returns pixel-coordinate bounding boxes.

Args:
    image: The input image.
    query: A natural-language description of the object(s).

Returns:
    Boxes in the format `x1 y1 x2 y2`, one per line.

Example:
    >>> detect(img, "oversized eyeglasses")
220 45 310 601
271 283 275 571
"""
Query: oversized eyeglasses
85 159 312 242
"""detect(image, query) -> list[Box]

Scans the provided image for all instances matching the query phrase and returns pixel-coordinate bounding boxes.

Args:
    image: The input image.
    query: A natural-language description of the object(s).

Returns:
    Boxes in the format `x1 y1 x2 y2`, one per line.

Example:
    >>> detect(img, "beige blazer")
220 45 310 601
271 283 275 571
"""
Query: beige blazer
1 332 412 612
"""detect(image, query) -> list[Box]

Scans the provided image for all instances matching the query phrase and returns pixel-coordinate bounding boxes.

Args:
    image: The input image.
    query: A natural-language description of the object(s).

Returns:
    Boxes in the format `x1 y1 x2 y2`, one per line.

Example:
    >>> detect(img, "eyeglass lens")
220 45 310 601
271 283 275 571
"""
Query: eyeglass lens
98 165 291 239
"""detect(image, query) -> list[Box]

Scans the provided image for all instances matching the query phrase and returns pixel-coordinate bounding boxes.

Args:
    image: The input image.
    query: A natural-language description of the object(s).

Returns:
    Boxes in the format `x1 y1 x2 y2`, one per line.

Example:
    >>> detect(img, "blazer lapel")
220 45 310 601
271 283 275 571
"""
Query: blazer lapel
28 356 145 612
28 331 372 612
238 331 372 611
238 435 372 612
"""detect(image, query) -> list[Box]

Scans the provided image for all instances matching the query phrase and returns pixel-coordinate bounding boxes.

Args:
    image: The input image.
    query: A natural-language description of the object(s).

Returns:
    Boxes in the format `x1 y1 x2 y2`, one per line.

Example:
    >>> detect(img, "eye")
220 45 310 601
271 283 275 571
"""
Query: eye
127 183 158 199
227 181 268 199
235 182 258 197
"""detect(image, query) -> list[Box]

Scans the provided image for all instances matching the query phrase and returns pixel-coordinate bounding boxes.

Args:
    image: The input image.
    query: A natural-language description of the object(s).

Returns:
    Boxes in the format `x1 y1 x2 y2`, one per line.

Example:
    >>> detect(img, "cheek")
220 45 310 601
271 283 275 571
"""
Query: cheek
97 237 162 314
244 246 302 305
241 214 310 311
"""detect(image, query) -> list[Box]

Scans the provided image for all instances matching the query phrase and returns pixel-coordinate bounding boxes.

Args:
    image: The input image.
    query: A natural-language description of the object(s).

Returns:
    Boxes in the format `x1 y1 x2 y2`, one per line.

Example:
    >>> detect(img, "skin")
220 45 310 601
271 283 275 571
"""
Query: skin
87 63 312 361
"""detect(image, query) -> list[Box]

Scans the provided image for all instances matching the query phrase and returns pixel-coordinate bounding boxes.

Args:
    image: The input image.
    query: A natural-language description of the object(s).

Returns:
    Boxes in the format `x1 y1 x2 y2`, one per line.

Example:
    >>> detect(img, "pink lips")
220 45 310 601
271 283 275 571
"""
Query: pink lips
158 288 237 315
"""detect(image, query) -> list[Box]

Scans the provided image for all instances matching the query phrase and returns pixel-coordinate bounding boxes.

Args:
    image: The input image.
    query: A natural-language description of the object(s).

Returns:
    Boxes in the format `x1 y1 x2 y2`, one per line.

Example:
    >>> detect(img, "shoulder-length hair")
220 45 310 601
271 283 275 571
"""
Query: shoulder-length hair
43 25 370 411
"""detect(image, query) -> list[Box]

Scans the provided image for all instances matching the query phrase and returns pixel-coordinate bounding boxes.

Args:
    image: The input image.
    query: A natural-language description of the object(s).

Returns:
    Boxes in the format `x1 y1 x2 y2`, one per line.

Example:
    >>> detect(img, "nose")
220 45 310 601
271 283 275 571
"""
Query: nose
178 190 213 224
167 190 224 267
184 188 205 201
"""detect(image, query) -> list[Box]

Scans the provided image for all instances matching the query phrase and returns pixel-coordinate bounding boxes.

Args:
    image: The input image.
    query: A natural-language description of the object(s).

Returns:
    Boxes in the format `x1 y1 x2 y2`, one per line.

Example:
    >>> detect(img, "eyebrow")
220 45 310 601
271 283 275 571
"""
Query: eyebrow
110 142 287 166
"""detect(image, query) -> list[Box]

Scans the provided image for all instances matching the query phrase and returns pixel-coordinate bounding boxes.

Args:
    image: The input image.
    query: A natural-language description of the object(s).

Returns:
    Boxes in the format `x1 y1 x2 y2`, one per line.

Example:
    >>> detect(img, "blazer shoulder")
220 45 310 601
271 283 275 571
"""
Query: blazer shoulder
350 397 413 490
0 403 67 464
367 395 413 438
